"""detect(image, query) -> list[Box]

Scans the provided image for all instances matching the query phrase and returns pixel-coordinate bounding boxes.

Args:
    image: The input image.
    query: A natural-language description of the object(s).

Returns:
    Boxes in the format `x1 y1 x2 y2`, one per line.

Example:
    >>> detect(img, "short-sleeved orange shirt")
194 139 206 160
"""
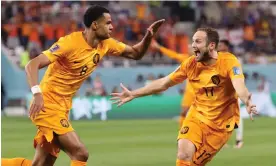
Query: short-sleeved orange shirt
40 32 126 112
169 52 244 131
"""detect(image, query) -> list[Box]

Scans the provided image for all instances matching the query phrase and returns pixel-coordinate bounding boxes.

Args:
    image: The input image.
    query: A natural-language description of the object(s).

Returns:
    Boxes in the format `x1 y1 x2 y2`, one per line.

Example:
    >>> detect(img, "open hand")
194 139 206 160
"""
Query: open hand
147 19 165 37
110 83 134 107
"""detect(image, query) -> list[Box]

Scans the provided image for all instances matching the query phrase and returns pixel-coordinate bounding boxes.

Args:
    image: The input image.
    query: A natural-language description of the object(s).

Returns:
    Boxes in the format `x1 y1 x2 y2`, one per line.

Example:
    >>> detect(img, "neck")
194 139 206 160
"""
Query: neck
83 29 100 48
202 51 218 66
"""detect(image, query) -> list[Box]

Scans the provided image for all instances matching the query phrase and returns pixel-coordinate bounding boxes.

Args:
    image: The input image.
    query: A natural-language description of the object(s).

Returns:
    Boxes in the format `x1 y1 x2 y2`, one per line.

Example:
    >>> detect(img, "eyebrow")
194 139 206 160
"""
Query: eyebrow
193 38 201 41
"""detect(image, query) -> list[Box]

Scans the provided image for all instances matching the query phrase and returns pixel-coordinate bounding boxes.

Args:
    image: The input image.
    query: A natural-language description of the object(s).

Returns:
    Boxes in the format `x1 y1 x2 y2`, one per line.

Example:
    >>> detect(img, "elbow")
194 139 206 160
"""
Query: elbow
25 60 38 75
132 47 143 60
133 54 143 60
134 56 142 60
25 61 31 74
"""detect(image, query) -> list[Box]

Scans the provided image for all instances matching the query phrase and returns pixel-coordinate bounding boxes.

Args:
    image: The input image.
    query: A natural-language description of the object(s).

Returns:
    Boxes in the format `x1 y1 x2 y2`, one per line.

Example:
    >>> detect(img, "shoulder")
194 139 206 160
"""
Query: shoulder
102 38 120 46
58 32 81 45
218 52 238 61
218 52 240 65
181 55 196 68
55 32 82 55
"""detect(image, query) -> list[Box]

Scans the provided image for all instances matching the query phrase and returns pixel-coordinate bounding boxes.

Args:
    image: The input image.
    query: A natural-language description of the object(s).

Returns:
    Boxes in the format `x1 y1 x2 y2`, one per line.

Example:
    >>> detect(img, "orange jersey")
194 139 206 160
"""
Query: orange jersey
41 32 126 112
159 46 194 107
181 82 195 107
169 52 244 131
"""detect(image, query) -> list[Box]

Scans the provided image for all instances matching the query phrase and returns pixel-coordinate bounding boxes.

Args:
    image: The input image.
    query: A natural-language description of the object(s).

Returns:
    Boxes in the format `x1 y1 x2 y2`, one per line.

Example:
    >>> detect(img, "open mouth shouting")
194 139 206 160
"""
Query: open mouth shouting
194 50 201 57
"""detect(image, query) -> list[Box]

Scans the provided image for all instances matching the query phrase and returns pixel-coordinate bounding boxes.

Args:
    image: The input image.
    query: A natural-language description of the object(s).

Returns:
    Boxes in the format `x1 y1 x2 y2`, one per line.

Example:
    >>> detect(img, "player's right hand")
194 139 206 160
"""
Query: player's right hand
110 83 134 107
29 93 45 119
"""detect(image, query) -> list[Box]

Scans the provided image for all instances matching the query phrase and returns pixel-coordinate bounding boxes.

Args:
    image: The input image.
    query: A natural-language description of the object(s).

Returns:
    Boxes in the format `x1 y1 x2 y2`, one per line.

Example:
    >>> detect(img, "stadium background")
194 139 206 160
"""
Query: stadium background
1 1 276 166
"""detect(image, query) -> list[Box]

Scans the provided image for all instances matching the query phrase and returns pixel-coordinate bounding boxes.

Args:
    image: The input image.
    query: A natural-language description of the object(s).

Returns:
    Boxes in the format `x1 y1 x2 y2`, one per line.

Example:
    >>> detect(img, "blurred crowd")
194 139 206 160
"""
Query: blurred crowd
2 1 276 69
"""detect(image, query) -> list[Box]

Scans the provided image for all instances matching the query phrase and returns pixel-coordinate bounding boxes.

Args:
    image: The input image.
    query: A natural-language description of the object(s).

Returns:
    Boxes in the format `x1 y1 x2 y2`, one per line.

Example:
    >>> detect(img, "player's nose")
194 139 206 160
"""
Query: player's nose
110 25 113 31
192 43 197 49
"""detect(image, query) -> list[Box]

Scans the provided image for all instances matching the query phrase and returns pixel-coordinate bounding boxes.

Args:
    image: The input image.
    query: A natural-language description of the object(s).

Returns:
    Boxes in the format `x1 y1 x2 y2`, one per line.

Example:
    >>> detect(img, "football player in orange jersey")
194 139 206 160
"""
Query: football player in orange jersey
1 5 164 166
111 27 257 166
150 40 194 128
152 39 245 149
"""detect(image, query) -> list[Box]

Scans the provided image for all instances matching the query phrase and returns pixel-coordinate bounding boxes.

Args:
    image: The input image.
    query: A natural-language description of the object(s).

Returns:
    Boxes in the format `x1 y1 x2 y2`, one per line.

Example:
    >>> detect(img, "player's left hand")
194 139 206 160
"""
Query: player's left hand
245 93 258 121
110 83 134 107
147 19 165 37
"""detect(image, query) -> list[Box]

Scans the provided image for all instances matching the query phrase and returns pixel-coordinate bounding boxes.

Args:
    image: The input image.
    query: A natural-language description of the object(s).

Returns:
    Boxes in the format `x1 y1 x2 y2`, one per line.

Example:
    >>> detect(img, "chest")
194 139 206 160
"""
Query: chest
188 66 230 94
59 48 107 77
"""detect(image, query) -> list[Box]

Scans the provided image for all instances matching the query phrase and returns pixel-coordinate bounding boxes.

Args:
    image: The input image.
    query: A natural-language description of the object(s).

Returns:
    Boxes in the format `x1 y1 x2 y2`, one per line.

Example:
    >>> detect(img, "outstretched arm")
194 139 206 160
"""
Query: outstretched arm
111 57 190 107
111 76 177 107
120 19 165 60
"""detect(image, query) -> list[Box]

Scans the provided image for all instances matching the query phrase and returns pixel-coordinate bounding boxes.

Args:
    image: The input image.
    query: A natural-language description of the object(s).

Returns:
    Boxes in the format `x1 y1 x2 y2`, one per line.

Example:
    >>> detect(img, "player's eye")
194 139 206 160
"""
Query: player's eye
193 39 200 43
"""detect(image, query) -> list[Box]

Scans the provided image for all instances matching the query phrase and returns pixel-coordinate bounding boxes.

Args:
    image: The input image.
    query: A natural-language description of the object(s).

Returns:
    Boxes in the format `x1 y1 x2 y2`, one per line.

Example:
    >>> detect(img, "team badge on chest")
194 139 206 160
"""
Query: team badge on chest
211 75 220 85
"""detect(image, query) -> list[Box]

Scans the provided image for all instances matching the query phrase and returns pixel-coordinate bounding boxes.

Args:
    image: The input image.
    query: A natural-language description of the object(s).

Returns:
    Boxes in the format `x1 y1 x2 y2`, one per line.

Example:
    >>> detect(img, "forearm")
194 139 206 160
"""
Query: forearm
236 84 251 104
132 78 169 98
25 61 40 88
159 46 188 62
131 31 152 60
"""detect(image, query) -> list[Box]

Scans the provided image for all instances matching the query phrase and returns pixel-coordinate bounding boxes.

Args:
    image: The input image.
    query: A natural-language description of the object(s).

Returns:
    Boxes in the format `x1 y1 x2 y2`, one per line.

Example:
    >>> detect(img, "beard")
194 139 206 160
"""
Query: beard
96 33 110 40
195 48 209 62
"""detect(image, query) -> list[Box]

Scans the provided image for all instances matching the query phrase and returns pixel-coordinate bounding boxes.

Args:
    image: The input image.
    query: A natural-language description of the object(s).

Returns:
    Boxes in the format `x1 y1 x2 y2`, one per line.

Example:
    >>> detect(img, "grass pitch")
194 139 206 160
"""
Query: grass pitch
1 117 275 166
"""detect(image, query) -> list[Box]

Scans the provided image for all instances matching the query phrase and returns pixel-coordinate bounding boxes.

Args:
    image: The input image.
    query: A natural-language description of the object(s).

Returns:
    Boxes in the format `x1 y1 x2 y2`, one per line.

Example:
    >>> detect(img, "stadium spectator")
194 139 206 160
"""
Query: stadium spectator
1 1 276 68
92 74 106 96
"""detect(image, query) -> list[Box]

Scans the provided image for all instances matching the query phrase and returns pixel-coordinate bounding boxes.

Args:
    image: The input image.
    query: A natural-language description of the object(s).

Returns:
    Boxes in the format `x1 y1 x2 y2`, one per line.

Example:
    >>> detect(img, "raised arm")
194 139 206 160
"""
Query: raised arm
120 19 165 60
151 40 189 62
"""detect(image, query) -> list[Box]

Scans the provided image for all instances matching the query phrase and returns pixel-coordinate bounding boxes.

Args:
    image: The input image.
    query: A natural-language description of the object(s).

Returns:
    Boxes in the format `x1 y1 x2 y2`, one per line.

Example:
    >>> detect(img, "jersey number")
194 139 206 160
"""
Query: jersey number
80 65 88 76
193 150 212 165
203 87 214 97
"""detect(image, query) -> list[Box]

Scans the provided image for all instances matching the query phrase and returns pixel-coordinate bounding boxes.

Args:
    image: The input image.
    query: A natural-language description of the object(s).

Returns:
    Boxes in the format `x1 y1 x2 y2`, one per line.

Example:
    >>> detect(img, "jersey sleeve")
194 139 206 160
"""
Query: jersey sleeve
106 38 126 56
227 57 244 80
42 37 71 62
169 57 192 84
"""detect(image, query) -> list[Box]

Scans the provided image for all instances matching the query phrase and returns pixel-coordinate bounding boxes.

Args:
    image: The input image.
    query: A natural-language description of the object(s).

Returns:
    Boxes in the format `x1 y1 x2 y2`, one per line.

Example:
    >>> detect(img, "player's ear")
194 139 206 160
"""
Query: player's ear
209 42 216 50
91 21 98 31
